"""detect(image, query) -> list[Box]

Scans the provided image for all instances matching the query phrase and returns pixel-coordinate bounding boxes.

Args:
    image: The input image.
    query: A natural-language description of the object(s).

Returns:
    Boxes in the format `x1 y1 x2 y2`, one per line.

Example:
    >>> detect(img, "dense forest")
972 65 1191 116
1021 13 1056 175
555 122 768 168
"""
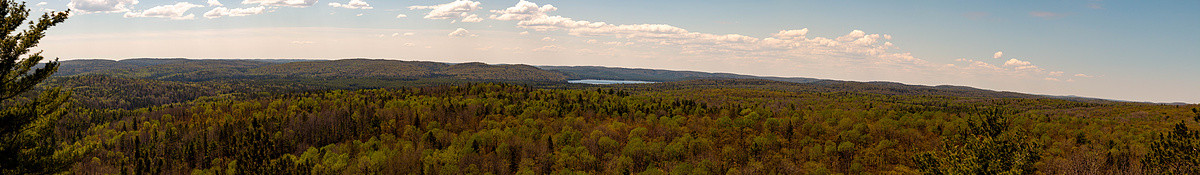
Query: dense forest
1 58 1189 174
3 1 1196 174
39 82 1199 174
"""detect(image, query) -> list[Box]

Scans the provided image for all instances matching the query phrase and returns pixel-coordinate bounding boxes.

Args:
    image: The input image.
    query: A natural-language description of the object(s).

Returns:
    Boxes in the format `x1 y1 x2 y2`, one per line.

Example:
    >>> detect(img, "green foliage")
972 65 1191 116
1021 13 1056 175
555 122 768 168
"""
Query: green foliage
914 110 1041 174
51 82 1196 174
13 55 1190 174
1142 111 1200 174
42 75 319 109
0 1 70 173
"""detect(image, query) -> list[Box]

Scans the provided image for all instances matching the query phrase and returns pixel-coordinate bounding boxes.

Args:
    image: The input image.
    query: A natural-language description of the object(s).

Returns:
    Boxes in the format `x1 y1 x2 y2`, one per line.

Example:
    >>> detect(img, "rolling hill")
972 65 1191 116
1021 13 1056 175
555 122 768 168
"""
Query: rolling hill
47 58 1120 103
541 65 822 83
54 58 568 82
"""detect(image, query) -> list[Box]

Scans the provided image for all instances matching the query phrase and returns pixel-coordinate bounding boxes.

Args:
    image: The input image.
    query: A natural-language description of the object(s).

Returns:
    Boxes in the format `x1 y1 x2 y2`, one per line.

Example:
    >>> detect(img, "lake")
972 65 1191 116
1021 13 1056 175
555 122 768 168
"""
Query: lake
568 79 657 85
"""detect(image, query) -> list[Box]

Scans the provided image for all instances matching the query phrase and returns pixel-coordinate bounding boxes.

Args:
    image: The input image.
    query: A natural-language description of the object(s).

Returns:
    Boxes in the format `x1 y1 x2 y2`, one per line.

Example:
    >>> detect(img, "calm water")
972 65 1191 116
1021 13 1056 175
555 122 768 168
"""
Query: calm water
568 79 656 85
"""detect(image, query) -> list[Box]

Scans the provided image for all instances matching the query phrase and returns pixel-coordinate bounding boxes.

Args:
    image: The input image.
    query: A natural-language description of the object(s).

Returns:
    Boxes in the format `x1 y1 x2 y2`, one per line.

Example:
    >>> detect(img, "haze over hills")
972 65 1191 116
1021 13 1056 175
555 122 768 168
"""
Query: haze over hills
540 66 823 83
52 58 568 82
41 58 1139 104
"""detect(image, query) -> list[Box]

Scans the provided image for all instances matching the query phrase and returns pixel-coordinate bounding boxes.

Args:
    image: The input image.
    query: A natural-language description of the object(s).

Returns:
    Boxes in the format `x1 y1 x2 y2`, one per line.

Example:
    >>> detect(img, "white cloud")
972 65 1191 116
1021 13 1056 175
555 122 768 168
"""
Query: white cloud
773 29 808 40
203 6 266 18
541 37 555 41
489 0 556 21
1002 58 1041 70
242 0 317 7
951 55 1083 81
356 13 364 16
532 45 561 52
993 51 1003 59
403 43 415 47
208 0 223 6
519 31 529 35
836 30 867 42
1048 71 1063 76
329 0 372 9
36 2 48 6
387 32 415 37
460 15 483 22
68 0 139 13
396 14 407 18
123 2 204 20
1074 74 1094 78
490 0 911 66
1003 58 1031 67
409 0 482 22
448 28 476 38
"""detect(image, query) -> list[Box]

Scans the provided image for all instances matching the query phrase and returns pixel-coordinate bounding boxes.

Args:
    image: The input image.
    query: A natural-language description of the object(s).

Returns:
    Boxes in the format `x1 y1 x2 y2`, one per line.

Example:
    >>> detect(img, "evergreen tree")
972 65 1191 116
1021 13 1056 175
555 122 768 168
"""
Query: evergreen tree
1142 109 1200 174
0 0 70 173
914 109 1042 174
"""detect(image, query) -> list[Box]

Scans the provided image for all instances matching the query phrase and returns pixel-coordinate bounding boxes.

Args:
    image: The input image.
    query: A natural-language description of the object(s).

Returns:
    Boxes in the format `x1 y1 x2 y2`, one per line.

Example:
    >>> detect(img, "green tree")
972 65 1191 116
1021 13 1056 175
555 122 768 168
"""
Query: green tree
0 1 70 173
1141 110 1200 174
914 109 1041 175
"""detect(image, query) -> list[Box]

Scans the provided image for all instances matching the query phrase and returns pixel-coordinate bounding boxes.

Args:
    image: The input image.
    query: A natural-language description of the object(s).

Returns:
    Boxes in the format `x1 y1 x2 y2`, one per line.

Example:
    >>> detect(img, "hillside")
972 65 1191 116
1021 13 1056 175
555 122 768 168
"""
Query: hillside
545 66 1122 102
605 78 1042 99
54 58 569 82
48 58 1124 103
53 59 142 76
247 59 448 78
541 66 822 83
45 58 1084 105
96 59 277 81
440 62 568 81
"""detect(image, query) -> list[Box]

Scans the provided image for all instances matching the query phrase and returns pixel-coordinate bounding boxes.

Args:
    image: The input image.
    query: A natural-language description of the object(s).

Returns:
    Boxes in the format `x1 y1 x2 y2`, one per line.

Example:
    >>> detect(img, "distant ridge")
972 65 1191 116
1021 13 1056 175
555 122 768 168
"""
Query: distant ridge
628 78 1042 99
542 65 1134 102
541 66 822 83
54 58 567 82
50 58 1130 102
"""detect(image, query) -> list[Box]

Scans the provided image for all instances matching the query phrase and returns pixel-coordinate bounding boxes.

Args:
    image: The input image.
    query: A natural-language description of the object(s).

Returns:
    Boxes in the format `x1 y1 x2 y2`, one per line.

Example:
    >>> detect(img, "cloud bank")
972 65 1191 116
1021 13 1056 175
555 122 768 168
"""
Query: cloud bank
203 6 266 19
410 0 482 22
68 0 139 13
243 0 317 8
329 0 372 9
123 2 203 20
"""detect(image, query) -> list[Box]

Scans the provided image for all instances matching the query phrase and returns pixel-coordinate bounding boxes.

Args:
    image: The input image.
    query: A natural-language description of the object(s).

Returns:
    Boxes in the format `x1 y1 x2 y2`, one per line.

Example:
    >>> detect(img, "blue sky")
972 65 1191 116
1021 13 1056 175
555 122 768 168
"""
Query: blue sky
28 0 1200 103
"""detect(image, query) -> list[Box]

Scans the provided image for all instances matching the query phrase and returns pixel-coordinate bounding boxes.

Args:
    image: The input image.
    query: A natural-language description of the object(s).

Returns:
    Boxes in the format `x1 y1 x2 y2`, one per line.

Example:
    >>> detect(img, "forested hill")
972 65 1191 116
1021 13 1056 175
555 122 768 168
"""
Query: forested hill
541 65 823 83
47 58 1117 103
628 79 1042 99
545 66 1120 102
52 58 568 82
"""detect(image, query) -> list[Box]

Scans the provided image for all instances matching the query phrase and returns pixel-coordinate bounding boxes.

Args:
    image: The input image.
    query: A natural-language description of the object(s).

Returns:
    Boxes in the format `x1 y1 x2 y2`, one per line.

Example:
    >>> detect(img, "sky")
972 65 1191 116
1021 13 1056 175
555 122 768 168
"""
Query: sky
22 0 1200 103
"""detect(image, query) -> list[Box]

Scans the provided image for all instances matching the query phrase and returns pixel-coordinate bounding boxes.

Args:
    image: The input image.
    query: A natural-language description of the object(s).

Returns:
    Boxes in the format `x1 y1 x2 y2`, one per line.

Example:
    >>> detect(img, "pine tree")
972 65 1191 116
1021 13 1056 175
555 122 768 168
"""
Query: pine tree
914 109 1041 174
1142 109 1200 174
0 0 70 173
